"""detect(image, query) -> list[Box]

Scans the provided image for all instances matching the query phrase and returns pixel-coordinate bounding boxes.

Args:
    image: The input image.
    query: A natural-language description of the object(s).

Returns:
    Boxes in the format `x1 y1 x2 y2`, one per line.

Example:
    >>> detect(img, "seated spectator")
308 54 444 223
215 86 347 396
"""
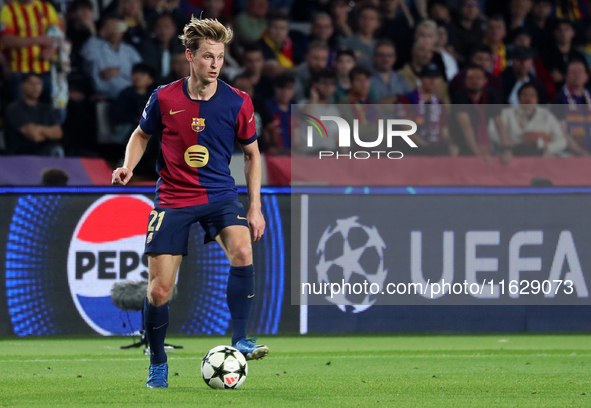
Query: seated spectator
500 46 547 104
293 41 330 101
81 14 143 99
339 65 373 104
370 40 411 102
0 0 60 102
484 15 508 76
505 0 533 41
258 10 305 71
235 0 269 44
552 60 591 155
109 63 154 144
451 64 513 163
159 50 190 85
294 69 340 155
293 13 338 66
119 0 148 48
233 75 272 152
398 39 450 103
139 13 185 83
378 0 414 68
338 5 380 68
414 19 449 82
428 1 451 25
334 49 356 101
265 73 296 155
6 73 64 156
542 19 587 88
449 45 504 99
436 23 459 81
449 0 485 64
399 64 458 156
67 0 97 71
493 83 566 156
240 45 274 100
524 0 553 53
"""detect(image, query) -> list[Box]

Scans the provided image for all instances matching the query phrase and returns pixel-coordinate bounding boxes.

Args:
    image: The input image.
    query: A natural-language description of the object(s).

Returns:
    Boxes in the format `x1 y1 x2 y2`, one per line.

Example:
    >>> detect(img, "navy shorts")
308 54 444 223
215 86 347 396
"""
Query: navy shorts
144 198 249 256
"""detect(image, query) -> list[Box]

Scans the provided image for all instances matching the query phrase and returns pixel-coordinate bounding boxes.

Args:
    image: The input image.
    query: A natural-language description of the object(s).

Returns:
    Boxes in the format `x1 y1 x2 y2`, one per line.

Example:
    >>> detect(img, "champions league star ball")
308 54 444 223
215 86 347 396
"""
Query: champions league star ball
201 346 248 389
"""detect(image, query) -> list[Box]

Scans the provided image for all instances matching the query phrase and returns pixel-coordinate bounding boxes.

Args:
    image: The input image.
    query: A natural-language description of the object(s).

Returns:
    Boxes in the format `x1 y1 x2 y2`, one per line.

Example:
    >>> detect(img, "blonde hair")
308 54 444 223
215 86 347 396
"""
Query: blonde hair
179 16 234 52
415 19 438 38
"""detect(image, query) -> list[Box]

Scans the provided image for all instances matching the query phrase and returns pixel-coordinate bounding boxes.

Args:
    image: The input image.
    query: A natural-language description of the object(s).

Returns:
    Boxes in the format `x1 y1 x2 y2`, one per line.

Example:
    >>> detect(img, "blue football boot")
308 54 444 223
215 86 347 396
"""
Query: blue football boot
233 337 269 360
146 363 168 388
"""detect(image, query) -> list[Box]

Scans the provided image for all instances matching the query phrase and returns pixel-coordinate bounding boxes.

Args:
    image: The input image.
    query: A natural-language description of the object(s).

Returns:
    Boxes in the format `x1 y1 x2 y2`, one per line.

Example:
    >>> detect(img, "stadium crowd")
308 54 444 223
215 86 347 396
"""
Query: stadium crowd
1 0 591 174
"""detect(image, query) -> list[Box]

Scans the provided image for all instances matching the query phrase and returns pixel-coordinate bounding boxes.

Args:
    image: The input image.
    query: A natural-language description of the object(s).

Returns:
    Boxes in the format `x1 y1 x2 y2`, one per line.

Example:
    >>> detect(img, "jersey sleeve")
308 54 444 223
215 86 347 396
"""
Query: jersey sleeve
139 88 161 135
46 3 60 27
0 6 16 35
235 94 258 145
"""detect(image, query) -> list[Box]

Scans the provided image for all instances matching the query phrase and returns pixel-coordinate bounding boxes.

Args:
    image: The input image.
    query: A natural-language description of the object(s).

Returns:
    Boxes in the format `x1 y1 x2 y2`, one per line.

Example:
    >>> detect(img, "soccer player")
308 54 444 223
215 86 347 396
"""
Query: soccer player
111 16 268 389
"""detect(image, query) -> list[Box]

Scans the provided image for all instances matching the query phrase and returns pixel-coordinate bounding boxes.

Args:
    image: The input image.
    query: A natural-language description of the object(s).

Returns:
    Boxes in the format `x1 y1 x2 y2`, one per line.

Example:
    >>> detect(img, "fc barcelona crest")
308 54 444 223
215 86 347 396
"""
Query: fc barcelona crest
192 118 205 132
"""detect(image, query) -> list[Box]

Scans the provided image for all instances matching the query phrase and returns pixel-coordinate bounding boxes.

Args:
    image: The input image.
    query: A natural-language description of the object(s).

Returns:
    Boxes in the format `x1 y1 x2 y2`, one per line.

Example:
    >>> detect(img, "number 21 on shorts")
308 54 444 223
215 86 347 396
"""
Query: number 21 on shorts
148 210 166 232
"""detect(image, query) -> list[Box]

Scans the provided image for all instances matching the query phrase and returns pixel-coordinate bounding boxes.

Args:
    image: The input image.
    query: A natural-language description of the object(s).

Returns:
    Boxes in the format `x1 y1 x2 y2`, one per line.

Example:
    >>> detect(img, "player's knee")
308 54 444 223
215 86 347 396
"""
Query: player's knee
230 244 252 266
148 285 171 307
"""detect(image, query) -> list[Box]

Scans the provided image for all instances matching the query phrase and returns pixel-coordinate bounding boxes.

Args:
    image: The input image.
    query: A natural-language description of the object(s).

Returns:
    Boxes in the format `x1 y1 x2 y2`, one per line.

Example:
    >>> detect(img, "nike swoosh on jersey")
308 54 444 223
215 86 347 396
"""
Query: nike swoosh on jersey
237 215 247 220
170 109 185 115
247 294 255 298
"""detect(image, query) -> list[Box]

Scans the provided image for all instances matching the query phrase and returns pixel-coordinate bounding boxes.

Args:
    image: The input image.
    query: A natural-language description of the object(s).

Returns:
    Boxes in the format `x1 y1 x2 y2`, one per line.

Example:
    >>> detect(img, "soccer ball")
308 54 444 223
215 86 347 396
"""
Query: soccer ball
316 216 387 313
201 346 248 389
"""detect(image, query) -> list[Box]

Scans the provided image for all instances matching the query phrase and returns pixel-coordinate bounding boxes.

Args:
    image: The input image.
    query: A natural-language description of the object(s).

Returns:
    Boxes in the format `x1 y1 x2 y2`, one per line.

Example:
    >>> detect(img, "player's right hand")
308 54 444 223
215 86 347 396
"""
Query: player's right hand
112 167 133 186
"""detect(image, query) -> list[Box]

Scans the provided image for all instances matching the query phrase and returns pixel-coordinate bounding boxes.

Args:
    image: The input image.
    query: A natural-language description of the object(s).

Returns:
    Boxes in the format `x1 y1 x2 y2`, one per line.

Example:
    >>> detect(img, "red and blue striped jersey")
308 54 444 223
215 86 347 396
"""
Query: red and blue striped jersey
140 78 257 208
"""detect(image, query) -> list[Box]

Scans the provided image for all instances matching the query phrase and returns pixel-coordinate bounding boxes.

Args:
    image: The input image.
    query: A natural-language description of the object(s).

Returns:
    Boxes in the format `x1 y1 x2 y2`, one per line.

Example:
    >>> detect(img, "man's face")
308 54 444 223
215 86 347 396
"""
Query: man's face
518 86 538 105
566 62 589 88
243 50 264 74
413 43 433 67
416 26 437 48
268 19 289 46
461 0 480 21
188 40 224 84
510 0 532 18
336 54 355 76
351 73 370 97
472 51 492 71
171 53 190 78
513 33 532 47
374 44 396 72
421 76 441 94
512 58 533 77
21 75 43 100
275 83 296 104
531 0 552 19
465 68 487 93
132 72 153 90
311 15 333 41
76 6 93 22
155 16 176 45
101 18 125 44
555 23 575 44
358 9 380 35
486 19 506 43
306 48 329 72
313 78 336 99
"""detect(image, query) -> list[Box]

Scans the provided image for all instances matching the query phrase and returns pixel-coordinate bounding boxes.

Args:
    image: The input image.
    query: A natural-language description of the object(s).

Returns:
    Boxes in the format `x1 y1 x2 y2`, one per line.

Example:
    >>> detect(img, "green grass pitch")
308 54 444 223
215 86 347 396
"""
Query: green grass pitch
1 334 590 407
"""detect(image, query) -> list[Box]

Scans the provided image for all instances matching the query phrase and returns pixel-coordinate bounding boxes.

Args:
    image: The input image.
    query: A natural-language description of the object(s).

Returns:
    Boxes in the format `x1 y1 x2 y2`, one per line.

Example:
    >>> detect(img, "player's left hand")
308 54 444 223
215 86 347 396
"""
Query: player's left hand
247 208 265 242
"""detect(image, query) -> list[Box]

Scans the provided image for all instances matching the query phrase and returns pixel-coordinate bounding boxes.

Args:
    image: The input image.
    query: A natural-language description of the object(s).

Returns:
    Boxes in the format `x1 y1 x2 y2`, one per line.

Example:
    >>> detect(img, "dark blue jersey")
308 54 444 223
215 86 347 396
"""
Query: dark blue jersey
140 78 257 208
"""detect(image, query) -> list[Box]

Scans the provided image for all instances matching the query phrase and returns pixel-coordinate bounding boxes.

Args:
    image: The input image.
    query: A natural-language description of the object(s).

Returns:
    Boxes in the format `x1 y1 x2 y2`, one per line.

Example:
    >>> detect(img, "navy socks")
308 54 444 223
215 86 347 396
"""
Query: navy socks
144 297 169 365
226 264 255 345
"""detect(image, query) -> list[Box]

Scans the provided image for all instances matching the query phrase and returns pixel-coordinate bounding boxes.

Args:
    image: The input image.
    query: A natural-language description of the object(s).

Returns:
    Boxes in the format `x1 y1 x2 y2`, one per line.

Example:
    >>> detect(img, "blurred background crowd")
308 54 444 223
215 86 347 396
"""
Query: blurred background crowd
1 0 591 177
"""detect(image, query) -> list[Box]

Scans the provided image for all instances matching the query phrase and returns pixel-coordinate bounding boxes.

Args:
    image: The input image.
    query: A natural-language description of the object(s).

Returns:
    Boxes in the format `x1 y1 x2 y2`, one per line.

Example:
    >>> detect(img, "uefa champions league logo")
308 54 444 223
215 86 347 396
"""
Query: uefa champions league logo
315 216 387 313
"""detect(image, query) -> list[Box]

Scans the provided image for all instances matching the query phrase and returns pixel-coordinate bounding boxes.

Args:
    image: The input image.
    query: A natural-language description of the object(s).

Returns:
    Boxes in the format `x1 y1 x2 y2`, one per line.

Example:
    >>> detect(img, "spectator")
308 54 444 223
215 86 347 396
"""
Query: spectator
428 1 451 25
378 0 414 67
119 0 147 48
399 64 458 156
506 0 532 39
398 39 450 103
293 13 338 66
449 44 504 99
159 50 190 85
293 41 330 101
436 23 459 81
0 0 61 102
331 0 353 39
235 0 269 44
493 83 566 156
109 63 154 144
66 0 97 70
500 46 547 104
41 168 69 186
294 69 340 155
451 64 512 163
524 0 553 52
5 73 64 156
552 60 591 155
139 13 184 83
334 49 356 101
233 75 272 151
414 19 448 81
240 45 274 100
258 10 305 70
338 5 380 68
80 13 143 99
449 0 485 64
370 40 411 102
339 65 373 104
265 73 296 155
484 15 507 76
542 19 587 87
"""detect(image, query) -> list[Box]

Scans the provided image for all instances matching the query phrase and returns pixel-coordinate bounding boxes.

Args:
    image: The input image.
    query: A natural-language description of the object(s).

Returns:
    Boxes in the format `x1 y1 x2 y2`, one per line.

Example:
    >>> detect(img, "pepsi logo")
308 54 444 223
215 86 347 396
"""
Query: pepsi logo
67 195 153 335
